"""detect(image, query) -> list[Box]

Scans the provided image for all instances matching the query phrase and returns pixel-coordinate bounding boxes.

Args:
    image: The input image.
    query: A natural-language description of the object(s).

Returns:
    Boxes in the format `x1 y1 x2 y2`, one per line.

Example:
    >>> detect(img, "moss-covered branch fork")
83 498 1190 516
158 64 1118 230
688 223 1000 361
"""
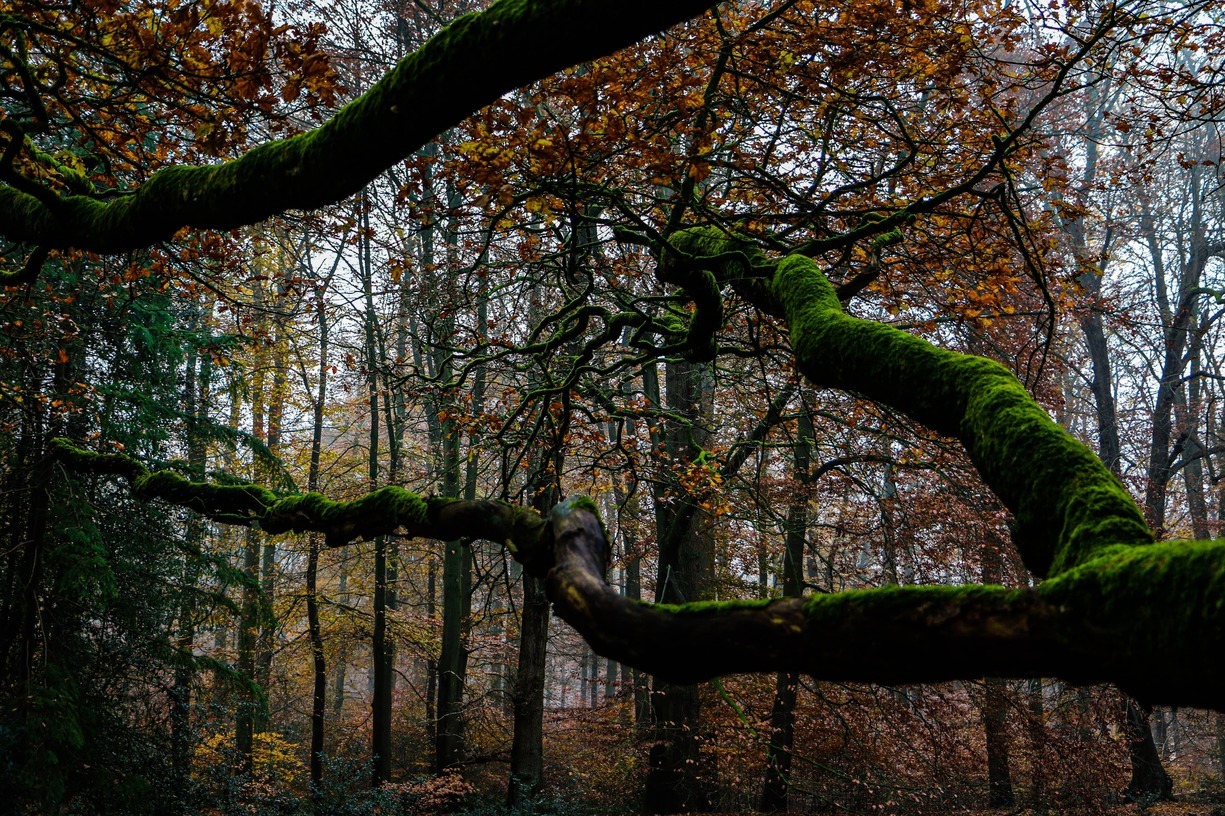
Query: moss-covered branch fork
51 428 1225 709
0 0 719 254
551 499 1225 708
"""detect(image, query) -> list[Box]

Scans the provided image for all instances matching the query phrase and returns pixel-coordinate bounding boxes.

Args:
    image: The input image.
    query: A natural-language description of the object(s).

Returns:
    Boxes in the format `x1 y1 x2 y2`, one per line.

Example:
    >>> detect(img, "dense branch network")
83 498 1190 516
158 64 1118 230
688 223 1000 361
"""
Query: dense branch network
50 236 1225 709
0 0 719 255
23 0 1225 712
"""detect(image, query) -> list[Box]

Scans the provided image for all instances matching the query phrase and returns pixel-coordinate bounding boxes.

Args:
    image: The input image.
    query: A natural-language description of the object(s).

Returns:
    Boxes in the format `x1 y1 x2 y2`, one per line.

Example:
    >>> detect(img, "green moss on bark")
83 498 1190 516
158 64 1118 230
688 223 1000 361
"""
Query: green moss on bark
763 249 1151 577
50 439 532 548
1 0 722 254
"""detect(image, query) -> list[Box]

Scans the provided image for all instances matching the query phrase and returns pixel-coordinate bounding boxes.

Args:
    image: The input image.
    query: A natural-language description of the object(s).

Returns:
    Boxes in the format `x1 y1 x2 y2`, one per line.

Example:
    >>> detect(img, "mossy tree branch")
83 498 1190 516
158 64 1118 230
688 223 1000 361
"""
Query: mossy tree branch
0 0 719 255
547 497 1225 709
51 439 1225 708
48 438 548 564
38 229 1216 709
665 227 1152 579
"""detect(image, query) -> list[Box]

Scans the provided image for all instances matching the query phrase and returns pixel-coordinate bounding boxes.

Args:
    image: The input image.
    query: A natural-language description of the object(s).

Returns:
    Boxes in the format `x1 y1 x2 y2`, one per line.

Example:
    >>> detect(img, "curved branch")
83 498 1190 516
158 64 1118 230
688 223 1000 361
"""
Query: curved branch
0 0 719 254
545 498 1225 710
665 227 1152 579
51 443 1225 709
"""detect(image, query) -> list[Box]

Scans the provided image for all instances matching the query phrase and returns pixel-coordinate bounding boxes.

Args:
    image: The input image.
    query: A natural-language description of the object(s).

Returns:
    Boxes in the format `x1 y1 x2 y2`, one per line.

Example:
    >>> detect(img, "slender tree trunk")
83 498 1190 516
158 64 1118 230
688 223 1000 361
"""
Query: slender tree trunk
508 570 549 799
980 538 1015 808
236 526 261 772
238 274 271 766
982 679 1015 807
306 265 330 796
172 320 210 787
332 567 349 722
1072 200 1173 801
1215 712 1225 784
607 400 649 725
760 405 811 813
508 389 566 802
358 198 394 787
1180 324 1211 540
1027 678 1048 815
435 405 468 771
425 554 437 746
256 273 288 727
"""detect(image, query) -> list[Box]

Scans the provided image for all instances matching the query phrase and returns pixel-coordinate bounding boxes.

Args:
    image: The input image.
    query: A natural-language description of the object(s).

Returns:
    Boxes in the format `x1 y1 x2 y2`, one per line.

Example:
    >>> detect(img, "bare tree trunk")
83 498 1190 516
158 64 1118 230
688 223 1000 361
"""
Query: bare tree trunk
760 404 811 813
305 247 331 796
171 310 210 789
332 567 349 723
1123 700 1173 802
434 405 468 771
236 527 261 772
607 398 649 725
508 572 549 800
256 268 289 731
236 297 268 769
644 356 715 815
980 538 1015 808
508 388 566 802
1027 679 1048 814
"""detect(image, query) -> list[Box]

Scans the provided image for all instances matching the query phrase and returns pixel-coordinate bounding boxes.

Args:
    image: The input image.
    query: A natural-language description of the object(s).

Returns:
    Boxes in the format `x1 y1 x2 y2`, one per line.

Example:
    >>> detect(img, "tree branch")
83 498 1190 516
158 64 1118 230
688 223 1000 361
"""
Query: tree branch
0 0 719 254
48 438 549 565
545 498 1225 710
666 227 1153 580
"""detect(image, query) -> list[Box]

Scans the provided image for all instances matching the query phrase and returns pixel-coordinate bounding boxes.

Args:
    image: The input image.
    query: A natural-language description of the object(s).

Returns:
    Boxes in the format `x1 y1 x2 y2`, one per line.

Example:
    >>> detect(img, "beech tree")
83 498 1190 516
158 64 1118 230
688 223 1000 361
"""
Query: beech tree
5 0 1225 808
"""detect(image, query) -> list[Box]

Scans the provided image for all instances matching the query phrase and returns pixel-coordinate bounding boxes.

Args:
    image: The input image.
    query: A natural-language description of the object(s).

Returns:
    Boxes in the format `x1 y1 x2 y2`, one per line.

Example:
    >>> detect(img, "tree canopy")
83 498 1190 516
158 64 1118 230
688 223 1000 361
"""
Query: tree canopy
4 0 1225 810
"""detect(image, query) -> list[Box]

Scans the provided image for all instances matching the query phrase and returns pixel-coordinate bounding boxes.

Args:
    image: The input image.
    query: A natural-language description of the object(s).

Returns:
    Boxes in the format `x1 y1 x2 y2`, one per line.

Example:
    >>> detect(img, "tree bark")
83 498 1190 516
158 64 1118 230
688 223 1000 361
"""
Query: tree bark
508 573 550 801
980 538 1015 808
645 355 715 815
0 0 723 254
760 404 811 813
508 389 566 803
305 246 330 796
1123 699 1173 802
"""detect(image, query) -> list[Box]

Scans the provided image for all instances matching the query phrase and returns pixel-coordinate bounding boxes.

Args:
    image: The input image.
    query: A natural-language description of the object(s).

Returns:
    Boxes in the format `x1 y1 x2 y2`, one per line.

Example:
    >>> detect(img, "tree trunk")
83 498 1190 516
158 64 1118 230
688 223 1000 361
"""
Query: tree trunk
608 401 649 725
238 274 271 767
172 322 210 788
358 198 394 787
256 272 288 730
235 527 261 772
1073 198 1173 802
644 355 715 815
508 391 566 803
1027 679 1048 815
1216 711 1225 785
508 573 550 801
332 567 349 723
305 253 330 796
980 538 1015 808
435 426 468 772
982 679 1015 808
760 404 811 813
1123 699 1173 802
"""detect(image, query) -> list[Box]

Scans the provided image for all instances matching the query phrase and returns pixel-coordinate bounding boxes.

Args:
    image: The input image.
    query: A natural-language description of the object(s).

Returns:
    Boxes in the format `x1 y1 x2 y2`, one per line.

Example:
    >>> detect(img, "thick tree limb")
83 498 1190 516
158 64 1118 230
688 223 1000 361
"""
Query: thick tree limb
40 233 1216 709
0 0 718 254
545 498 1225 709
665 228 1152 579
51 439 1225 708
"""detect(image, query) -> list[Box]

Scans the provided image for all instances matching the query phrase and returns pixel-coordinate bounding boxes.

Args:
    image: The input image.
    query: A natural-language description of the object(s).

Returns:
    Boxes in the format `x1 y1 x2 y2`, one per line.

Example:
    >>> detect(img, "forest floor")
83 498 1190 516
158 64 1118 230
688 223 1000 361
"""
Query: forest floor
694 804 1225 816
972 805 1224 816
